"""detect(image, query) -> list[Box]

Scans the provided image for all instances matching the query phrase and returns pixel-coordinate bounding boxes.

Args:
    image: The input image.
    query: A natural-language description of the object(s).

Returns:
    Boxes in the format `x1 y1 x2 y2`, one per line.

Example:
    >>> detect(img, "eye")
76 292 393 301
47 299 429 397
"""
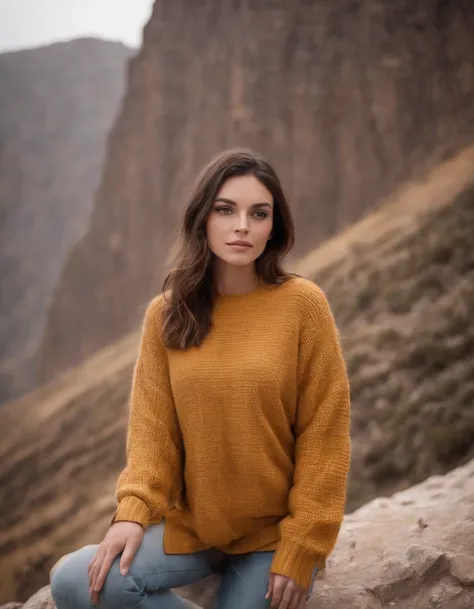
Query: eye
253 210 268 219
215 206 233 214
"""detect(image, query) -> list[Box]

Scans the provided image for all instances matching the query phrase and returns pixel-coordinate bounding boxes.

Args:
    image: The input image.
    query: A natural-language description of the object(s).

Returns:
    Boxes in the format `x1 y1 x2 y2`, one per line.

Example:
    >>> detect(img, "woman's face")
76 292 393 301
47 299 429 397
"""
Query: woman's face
205 174 274 267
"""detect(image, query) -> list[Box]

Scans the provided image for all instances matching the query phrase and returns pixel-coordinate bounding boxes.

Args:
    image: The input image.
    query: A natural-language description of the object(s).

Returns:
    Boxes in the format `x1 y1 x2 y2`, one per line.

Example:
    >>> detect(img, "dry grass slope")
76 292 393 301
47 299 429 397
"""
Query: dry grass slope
296 146 474 510
1 148 473 602
0 333 140 603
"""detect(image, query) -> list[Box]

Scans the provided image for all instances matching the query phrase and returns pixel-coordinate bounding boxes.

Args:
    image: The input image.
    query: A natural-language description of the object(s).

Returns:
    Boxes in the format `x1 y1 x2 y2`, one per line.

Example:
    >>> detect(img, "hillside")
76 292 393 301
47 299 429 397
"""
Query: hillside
296 145 474 508
1 147 473 602
0 38 133 405
0 332 138 603
39 0 474 387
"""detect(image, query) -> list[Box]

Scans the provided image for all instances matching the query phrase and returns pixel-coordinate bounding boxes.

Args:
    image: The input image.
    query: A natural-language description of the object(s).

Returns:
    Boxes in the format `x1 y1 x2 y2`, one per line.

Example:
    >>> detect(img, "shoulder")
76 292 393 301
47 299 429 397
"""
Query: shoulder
277 276 337 338
143 291 169 327
278 275 330 313
146 292 165 312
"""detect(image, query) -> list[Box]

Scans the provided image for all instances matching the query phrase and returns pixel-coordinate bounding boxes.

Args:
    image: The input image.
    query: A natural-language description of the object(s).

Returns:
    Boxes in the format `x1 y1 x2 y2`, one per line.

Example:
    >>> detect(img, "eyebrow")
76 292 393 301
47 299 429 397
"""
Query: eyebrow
214 197 273 209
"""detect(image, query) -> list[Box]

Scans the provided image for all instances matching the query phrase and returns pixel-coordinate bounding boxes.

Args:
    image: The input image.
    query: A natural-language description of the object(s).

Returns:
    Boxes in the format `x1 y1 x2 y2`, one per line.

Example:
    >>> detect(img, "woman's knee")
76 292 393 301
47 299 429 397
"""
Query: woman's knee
50 545 97 608
50 544 146 609
100 567 146 608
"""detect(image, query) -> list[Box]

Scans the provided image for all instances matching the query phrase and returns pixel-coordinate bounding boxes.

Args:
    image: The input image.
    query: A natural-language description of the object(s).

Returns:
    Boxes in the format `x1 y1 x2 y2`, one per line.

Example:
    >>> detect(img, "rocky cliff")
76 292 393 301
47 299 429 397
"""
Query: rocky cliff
39 0 474 386
0 148 472 602
0 38 133 405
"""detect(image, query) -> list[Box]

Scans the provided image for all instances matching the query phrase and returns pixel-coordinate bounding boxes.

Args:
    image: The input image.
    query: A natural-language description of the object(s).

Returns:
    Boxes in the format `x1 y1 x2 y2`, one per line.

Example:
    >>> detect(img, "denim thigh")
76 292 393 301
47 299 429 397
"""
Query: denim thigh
50 524 220 609
216 551 318 609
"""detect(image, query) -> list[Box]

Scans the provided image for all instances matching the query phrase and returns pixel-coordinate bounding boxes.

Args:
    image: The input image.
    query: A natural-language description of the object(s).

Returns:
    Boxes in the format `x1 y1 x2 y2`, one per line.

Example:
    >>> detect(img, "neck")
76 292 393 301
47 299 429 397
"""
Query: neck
213 259 259 296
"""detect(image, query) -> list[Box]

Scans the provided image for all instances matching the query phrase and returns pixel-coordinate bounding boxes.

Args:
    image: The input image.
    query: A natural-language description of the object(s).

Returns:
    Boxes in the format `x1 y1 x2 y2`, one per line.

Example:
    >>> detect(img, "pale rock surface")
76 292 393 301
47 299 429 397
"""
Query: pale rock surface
179 458 474 608
3 459 474 609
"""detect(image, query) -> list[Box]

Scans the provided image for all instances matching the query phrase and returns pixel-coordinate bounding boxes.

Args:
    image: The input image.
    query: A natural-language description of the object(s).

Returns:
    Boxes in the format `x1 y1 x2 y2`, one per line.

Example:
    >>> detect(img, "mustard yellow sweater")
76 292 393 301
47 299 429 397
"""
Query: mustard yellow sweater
113 277 351 588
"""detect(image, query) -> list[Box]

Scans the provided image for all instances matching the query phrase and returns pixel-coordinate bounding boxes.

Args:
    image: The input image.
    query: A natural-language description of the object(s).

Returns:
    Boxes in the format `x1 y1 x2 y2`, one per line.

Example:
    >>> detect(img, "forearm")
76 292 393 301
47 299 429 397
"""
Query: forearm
272 382 350 586
113 297 183 526
283 377 350 544
271 284 351 587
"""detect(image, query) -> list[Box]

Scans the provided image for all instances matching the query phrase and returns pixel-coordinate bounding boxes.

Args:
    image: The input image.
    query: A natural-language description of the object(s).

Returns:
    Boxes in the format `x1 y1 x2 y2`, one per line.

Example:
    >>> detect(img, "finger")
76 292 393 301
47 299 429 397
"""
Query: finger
94 550 116 595
88 559 95 590
277 579 295 609
265 573 275 600
90 563 102 605
89 549 105 602
89 561 98 596
89 552 101 584
289 588 304 609
119 536 140 575
88 556 98 592
270 578 287 608
297 590 308 609
90 566 100 606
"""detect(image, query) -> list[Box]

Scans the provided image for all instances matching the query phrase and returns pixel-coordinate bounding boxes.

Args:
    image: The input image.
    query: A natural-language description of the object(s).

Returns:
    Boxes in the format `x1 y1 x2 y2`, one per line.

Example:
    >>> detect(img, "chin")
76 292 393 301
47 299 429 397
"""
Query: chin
211 243 267 267
222 255 256 267
214 249 257 267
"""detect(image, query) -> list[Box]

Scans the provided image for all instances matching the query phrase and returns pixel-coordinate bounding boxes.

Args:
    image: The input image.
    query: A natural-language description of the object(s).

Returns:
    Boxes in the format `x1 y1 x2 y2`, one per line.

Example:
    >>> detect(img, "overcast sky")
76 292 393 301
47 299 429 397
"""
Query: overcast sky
0 0 154 53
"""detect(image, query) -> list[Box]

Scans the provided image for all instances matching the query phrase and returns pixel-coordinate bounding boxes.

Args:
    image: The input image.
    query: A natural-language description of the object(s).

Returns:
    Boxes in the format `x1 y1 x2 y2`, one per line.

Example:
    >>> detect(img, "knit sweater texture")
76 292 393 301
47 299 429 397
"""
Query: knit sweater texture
113 276 351 588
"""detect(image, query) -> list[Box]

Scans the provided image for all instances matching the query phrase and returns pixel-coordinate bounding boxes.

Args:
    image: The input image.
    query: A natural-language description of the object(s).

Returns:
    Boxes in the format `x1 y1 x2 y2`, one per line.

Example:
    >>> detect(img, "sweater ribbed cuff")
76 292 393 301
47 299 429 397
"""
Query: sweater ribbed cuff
271 538 326 589
113 496 151 526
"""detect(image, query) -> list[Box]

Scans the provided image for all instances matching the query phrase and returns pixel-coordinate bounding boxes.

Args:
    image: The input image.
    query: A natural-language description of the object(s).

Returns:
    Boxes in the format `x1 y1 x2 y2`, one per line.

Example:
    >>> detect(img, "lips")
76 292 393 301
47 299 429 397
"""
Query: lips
227 241 252 247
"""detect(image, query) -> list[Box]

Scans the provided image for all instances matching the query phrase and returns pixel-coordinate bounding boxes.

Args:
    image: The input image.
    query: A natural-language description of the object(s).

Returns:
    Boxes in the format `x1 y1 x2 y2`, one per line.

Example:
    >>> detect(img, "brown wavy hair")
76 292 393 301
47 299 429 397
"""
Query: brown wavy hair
161 147 296 349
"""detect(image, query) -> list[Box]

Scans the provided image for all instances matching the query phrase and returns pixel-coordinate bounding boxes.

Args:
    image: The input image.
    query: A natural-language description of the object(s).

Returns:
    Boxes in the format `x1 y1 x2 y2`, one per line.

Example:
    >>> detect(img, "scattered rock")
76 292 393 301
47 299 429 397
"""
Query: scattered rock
23 588 53 609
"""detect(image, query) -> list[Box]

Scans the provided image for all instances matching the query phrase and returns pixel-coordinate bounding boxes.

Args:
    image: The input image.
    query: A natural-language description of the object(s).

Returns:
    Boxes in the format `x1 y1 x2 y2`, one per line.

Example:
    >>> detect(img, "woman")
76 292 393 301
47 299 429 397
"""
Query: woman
51 148 351 609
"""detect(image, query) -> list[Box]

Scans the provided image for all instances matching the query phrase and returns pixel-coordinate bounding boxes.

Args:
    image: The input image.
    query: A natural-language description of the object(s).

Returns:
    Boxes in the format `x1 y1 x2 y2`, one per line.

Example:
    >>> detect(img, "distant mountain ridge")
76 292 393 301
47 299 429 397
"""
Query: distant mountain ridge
0 37 134 405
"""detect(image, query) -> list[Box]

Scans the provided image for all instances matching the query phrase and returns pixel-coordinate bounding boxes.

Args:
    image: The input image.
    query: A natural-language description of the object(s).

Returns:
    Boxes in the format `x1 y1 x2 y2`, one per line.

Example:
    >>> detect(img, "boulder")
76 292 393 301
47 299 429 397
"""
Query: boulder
5 459 473 609
179 458 474 608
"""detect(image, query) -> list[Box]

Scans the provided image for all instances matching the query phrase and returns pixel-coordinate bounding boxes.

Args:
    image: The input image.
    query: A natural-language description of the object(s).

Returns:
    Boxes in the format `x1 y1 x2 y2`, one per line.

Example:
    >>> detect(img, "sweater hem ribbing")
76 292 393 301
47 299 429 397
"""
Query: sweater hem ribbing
114 496 152 526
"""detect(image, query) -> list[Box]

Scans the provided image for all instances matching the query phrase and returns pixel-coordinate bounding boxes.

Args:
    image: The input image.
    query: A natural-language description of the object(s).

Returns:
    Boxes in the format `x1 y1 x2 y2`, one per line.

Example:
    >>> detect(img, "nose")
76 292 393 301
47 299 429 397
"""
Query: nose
235 212 249 233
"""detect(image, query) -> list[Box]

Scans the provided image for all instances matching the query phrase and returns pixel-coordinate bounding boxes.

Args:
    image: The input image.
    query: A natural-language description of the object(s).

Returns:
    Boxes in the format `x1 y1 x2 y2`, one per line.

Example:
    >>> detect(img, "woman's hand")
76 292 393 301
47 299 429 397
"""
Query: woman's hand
88 521 144 604
265 573 308 609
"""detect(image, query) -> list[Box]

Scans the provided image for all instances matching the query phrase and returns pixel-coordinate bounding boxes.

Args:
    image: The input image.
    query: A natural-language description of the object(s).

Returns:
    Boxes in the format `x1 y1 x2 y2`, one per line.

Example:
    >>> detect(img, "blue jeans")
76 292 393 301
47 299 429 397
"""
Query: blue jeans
51 524 317 609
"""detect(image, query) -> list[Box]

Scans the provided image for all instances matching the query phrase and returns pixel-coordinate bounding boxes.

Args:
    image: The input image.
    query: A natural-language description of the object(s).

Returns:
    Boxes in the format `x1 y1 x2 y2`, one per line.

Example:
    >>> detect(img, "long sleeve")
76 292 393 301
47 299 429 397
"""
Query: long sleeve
112 295 184 527
270 286 351 588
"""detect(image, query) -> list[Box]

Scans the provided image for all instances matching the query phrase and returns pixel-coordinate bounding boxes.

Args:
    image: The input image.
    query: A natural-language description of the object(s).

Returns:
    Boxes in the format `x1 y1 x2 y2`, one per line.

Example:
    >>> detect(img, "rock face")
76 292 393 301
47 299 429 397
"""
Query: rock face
0 38 133 405
6 459 474 609
0 151 472 602
39 0 474 386
297 147 474 511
